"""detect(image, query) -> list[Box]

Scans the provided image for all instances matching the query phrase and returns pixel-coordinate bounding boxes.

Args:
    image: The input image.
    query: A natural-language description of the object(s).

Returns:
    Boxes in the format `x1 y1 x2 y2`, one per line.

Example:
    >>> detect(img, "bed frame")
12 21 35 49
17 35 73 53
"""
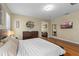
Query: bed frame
23 31 38 40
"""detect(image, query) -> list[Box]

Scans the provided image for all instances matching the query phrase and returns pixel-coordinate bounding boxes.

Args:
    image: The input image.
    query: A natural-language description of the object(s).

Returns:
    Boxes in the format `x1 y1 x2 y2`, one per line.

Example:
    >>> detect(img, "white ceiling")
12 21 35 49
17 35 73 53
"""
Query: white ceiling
6 3 79 20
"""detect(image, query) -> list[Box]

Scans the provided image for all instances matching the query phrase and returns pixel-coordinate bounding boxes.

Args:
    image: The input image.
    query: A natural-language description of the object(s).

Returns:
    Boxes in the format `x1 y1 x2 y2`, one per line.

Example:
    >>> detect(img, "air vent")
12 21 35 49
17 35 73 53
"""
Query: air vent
70 3 77 5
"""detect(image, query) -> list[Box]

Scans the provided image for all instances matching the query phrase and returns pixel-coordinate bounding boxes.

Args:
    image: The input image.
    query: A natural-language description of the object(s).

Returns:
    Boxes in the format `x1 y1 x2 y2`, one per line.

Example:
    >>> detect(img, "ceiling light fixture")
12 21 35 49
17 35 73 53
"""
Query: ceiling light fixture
43 4 54 11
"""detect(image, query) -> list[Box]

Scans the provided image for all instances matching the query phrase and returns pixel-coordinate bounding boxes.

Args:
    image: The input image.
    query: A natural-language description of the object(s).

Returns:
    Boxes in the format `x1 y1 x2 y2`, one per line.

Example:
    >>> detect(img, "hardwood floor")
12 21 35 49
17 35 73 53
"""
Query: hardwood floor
47 38 79 56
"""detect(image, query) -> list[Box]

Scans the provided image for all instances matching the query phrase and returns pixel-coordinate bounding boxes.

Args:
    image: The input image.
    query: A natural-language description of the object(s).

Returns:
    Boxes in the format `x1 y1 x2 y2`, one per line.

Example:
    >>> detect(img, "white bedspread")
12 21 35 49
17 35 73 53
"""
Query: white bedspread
17 38 65 56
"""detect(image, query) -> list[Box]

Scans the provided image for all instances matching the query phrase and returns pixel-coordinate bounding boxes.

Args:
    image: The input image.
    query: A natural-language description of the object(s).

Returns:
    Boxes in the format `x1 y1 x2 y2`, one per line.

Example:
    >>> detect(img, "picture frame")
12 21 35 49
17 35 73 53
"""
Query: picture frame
60 21 73 29
16 21 20 28
26 21 34 29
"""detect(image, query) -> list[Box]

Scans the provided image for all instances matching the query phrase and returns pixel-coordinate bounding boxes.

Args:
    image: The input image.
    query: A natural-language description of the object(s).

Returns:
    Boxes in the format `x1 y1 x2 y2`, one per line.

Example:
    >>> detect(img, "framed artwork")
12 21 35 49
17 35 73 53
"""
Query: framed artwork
16 21 20 28
60 21 73 29
26 21 34 29
43 24 47 28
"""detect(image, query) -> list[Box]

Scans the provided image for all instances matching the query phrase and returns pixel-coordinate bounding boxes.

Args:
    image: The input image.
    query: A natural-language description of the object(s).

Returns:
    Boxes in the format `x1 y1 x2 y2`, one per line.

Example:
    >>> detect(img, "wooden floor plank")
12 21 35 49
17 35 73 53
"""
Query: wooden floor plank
47 38 79 56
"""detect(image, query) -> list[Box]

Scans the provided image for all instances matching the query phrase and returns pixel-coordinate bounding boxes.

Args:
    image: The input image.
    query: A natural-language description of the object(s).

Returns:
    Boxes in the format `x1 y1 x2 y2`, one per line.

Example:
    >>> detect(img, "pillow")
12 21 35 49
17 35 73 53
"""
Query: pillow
1 36 10 43
0 42 4 47
0 38 19 56
1 36 17 43
0 37 10 48
0 36 14 48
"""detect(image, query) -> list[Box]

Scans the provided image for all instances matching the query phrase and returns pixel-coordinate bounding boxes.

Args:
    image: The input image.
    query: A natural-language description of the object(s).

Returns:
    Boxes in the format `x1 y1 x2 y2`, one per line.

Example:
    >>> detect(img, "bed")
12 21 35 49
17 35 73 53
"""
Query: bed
17 38 65 56
0 30 65 56
0 36 65 56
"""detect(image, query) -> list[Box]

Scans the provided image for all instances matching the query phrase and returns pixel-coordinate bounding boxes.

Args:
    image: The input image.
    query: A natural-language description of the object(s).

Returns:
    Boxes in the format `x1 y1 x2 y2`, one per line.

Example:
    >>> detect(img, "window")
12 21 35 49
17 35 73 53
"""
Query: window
6 12 10 31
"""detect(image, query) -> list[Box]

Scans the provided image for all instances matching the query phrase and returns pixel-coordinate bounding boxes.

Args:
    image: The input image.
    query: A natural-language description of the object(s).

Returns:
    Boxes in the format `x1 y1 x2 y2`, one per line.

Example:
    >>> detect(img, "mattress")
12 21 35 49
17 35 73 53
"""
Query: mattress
17 38 65 56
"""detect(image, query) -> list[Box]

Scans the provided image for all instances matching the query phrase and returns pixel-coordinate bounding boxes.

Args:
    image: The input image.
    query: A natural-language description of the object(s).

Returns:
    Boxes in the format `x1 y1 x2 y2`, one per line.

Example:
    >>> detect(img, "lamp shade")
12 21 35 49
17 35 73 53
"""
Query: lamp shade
7 31 14 36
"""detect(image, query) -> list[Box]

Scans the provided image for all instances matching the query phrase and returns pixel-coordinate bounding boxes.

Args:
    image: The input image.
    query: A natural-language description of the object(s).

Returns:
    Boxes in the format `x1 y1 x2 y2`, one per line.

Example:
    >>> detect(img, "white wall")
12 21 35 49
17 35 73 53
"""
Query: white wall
51 10 79 44
11 14 50 39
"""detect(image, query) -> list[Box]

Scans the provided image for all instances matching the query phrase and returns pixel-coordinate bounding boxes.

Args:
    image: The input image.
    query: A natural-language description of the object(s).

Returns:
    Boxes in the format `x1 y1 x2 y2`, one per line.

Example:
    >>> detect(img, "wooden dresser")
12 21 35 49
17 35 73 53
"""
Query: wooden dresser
23 31 38 40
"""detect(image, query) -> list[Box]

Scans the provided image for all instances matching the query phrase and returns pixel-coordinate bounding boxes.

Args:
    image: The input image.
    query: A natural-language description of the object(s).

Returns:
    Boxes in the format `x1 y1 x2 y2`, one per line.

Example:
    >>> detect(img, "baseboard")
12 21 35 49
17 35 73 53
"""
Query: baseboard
49 36 79 44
